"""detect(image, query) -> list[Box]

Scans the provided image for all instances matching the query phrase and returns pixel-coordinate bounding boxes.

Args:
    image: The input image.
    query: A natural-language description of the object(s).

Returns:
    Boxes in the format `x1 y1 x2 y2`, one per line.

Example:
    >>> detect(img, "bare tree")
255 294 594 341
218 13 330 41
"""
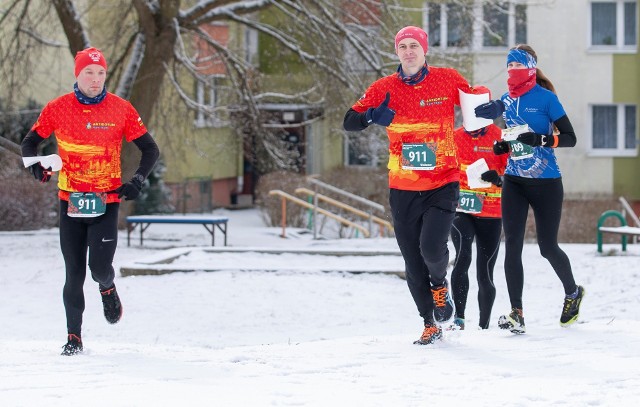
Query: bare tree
1 0 516 179
1 1 400 170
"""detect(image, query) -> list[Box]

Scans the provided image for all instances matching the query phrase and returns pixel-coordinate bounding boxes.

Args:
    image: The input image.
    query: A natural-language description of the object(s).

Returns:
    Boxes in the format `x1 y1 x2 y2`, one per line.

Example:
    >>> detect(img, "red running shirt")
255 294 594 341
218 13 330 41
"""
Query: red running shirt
454 125 507 218
352 67 470 191
31 93 147 203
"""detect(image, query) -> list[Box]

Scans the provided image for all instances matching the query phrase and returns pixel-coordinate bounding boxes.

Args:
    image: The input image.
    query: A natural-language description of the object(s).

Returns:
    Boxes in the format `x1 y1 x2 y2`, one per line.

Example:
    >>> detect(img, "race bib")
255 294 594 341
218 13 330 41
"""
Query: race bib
68 192 107 218
502 125 533 160
508 140 534 160
458 191 484 214
401 143 436 170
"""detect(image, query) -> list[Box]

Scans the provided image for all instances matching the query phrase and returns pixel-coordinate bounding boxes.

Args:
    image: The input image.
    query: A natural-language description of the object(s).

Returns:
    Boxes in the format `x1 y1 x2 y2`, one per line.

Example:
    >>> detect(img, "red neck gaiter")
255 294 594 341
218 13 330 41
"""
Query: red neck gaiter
508 68 537 98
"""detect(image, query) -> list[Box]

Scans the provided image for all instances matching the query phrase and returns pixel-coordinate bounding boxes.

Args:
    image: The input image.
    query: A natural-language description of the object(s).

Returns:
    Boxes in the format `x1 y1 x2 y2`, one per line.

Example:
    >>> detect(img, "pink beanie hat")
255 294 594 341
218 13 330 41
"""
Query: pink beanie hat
395 26 428 55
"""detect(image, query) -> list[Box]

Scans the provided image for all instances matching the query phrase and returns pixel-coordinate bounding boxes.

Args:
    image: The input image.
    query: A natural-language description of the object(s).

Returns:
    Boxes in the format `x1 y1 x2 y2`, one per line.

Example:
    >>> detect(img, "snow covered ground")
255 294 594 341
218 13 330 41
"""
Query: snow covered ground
1 208 639 406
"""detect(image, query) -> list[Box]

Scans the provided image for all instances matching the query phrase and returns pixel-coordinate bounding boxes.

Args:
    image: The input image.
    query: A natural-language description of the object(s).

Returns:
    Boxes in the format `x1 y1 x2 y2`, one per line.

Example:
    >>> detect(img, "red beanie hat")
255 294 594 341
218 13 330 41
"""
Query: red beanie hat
395 26 428 55
74 47 107 77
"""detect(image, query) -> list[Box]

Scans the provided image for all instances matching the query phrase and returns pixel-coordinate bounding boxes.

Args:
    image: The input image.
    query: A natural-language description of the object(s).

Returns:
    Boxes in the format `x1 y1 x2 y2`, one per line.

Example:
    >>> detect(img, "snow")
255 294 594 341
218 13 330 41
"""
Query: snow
1 208 639 406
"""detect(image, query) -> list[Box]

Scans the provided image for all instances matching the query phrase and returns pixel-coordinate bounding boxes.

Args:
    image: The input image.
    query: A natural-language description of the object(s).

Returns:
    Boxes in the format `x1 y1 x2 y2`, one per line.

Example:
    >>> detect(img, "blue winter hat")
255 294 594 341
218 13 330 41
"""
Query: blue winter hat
506 49 536 68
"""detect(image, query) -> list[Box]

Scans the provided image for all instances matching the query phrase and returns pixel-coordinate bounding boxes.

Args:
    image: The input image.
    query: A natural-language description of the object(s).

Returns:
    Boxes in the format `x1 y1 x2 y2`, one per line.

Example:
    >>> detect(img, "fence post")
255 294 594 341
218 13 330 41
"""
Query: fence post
313 183 319 239
280 196 287 238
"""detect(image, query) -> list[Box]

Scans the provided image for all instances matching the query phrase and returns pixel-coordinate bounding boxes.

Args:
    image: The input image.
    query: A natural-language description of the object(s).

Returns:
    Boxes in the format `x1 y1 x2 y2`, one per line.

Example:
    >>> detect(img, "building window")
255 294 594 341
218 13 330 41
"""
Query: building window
590 104 637 156
425 1 526 51
427 3 474 48
590 0 637 50
195 75 227 128
482 2 527 47
244 27 259 66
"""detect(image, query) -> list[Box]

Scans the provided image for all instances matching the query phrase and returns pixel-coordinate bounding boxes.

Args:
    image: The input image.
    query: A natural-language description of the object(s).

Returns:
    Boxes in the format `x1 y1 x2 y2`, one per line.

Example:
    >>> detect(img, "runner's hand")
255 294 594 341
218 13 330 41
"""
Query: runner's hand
29 163 52 183
493 140 510 155
365 92 395 127
474 100 505 119
517 132 547 147
480 170 503 187
115 175 144 200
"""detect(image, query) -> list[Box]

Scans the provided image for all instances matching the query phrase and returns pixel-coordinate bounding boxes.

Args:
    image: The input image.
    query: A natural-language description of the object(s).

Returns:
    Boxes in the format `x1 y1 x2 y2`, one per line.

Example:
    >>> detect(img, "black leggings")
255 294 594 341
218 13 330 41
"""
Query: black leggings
390 183 458 325
501 177 576 310
59 200 120 336
450 213 502 329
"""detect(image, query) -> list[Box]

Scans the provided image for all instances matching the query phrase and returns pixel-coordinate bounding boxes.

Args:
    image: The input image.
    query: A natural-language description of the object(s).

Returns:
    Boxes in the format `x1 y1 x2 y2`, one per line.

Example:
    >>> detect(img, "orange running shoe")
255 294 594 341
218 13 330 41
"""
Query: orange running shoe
413 323 443 345
431 280 454 322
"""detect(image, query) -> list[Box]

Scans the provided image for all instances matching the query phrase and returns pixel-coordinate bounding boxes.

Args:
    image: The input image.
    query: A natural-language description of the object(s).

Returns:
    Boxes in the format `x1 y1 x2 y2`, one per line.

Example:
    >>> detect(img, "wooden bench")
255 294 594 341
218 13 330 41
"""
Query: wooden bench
126 215 229 247
596 210 640 253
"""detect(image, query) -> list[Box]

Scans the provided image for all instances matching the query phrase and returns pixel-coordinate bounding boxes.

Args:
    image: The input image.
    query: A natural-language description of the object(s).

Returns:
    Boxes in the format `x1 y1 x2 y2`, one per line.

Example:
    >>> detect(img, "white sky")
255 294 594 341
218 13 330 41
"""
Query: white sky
1 208 639 406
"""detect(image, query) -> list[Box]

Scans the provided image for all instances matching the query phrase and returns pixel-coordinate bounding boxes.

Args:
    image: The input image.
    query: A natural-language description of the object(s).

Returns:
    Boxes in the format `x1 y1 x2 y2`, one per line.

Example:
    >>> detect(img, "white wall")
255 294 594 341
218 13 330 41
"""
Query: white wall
474 0 615 196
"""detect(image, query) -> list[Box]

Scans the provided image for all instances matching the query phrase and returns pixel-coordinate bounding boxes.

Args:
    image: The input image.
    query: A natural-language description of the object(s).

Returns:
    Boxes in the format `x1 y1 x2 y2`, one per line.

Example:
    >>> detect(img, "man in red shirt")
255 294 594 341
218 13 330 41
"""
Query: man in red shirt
344 26 471 345
450 88 507 330
21 47 159 355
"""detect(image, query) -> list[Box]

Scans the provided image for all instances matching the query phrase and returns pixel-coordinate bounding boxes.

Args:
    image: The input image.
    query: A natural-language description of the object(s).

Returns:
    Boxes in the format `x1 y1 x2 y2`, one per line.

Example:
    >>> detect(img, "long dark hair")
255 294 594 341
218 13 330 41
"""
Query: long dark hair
511 44 556 94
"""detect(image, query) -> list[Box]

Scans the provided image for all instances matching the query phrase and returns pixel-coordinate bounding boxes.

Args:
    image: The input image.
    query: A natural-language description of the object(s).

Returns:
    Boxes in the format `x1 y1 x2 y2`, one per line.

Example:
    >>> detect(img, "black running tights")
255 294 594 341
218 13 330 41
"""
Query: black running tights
390 183 458 325
59 200 120 336
450 213 502 329
501 177 576 310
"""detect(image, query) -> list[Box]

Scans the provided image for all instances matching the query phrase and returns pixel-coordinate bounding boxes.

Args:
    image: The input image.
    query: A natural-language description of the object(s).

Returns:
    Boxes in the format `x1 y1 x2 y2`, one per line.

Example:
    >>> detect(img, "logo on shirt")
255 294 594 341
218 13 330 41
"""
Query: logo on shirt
476 146 494 153
86 122 116 130
420 97 447 107
524 107 539 113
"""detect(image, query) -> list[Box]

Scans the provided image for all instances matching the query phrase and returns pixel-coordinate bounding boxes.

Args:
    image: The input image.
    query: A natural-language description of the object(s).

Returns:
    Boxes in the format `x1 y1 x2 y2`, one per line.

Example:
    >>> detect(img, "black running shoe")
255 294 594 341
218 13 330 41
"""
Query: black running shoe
61 334 83 356
101 285 123 324
560 286 585 327
431 280 455 322
498 308 526 334
413 323 443 345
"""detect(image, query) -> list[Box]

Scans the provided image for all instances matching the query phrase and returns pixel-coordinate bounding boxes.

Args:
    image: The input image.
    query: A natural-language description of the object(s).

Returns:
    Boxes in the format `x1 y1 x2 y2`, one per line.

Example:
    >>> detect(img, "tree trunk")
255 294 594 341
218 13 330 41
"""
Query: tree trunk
118 0 180 220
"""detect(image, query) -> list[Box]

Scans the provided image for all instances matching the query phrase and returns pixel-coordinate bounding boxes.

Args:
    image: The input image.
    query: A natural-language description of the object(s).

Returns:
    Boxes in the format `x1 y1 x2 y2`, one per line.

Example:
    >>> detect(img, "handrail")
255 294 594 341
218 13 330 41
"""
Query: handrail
268 190 370 238
294 187 393 236
306 176 385 213
619 196 640 227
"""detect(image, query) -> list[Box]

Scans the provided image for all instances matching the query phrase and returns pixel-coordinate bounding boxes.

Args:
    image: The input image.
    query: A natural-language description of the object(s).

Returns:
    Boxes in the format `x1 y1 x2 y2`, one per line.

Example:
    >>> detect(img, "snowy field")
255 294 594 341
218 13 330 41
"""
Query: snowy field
1 208 639 406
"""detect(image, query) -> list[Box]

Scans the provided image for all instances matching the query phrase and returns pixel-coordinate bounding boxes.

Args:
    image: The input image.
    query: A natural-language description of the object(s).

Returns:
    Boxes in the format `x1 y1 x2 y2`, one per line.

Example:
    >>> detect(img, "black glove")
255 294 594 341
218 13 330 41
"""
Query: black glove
365 92 395 126
29 163 52 183
474 100 505 120
115 174 144 200
481 170 503 187
517 132 549 147
493 140 511 155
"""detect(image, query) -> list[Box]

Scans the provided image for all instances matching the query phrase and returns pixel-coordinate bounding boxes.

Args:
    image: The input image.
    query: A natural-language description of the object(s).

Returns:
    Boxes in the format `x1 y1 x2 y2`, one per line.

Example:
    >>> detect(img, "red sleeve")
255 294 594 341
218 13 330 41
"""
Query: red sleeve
30 102 57 139
351 78 388 113
124 102 148 142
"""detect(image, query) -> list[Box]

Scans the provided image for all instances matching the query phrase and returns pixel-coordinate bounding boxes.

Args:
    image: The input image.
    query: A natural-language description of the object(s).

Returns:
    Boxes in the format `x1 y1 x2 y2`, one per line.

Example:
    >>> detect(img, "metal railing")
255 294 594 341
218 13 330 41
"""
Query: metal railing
294 187 393 237
305 176 387 239
268 190 370 238
268 176 391 239
619 196 640 243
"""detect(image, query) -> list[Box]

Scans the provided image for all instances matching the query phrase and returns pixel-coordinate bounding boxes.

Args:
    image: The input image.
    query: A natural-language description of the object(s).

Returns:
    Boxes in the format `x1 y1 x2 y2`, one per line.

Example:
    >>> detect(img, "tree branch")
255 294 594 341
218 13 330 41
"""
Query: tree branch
51 0 89 55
